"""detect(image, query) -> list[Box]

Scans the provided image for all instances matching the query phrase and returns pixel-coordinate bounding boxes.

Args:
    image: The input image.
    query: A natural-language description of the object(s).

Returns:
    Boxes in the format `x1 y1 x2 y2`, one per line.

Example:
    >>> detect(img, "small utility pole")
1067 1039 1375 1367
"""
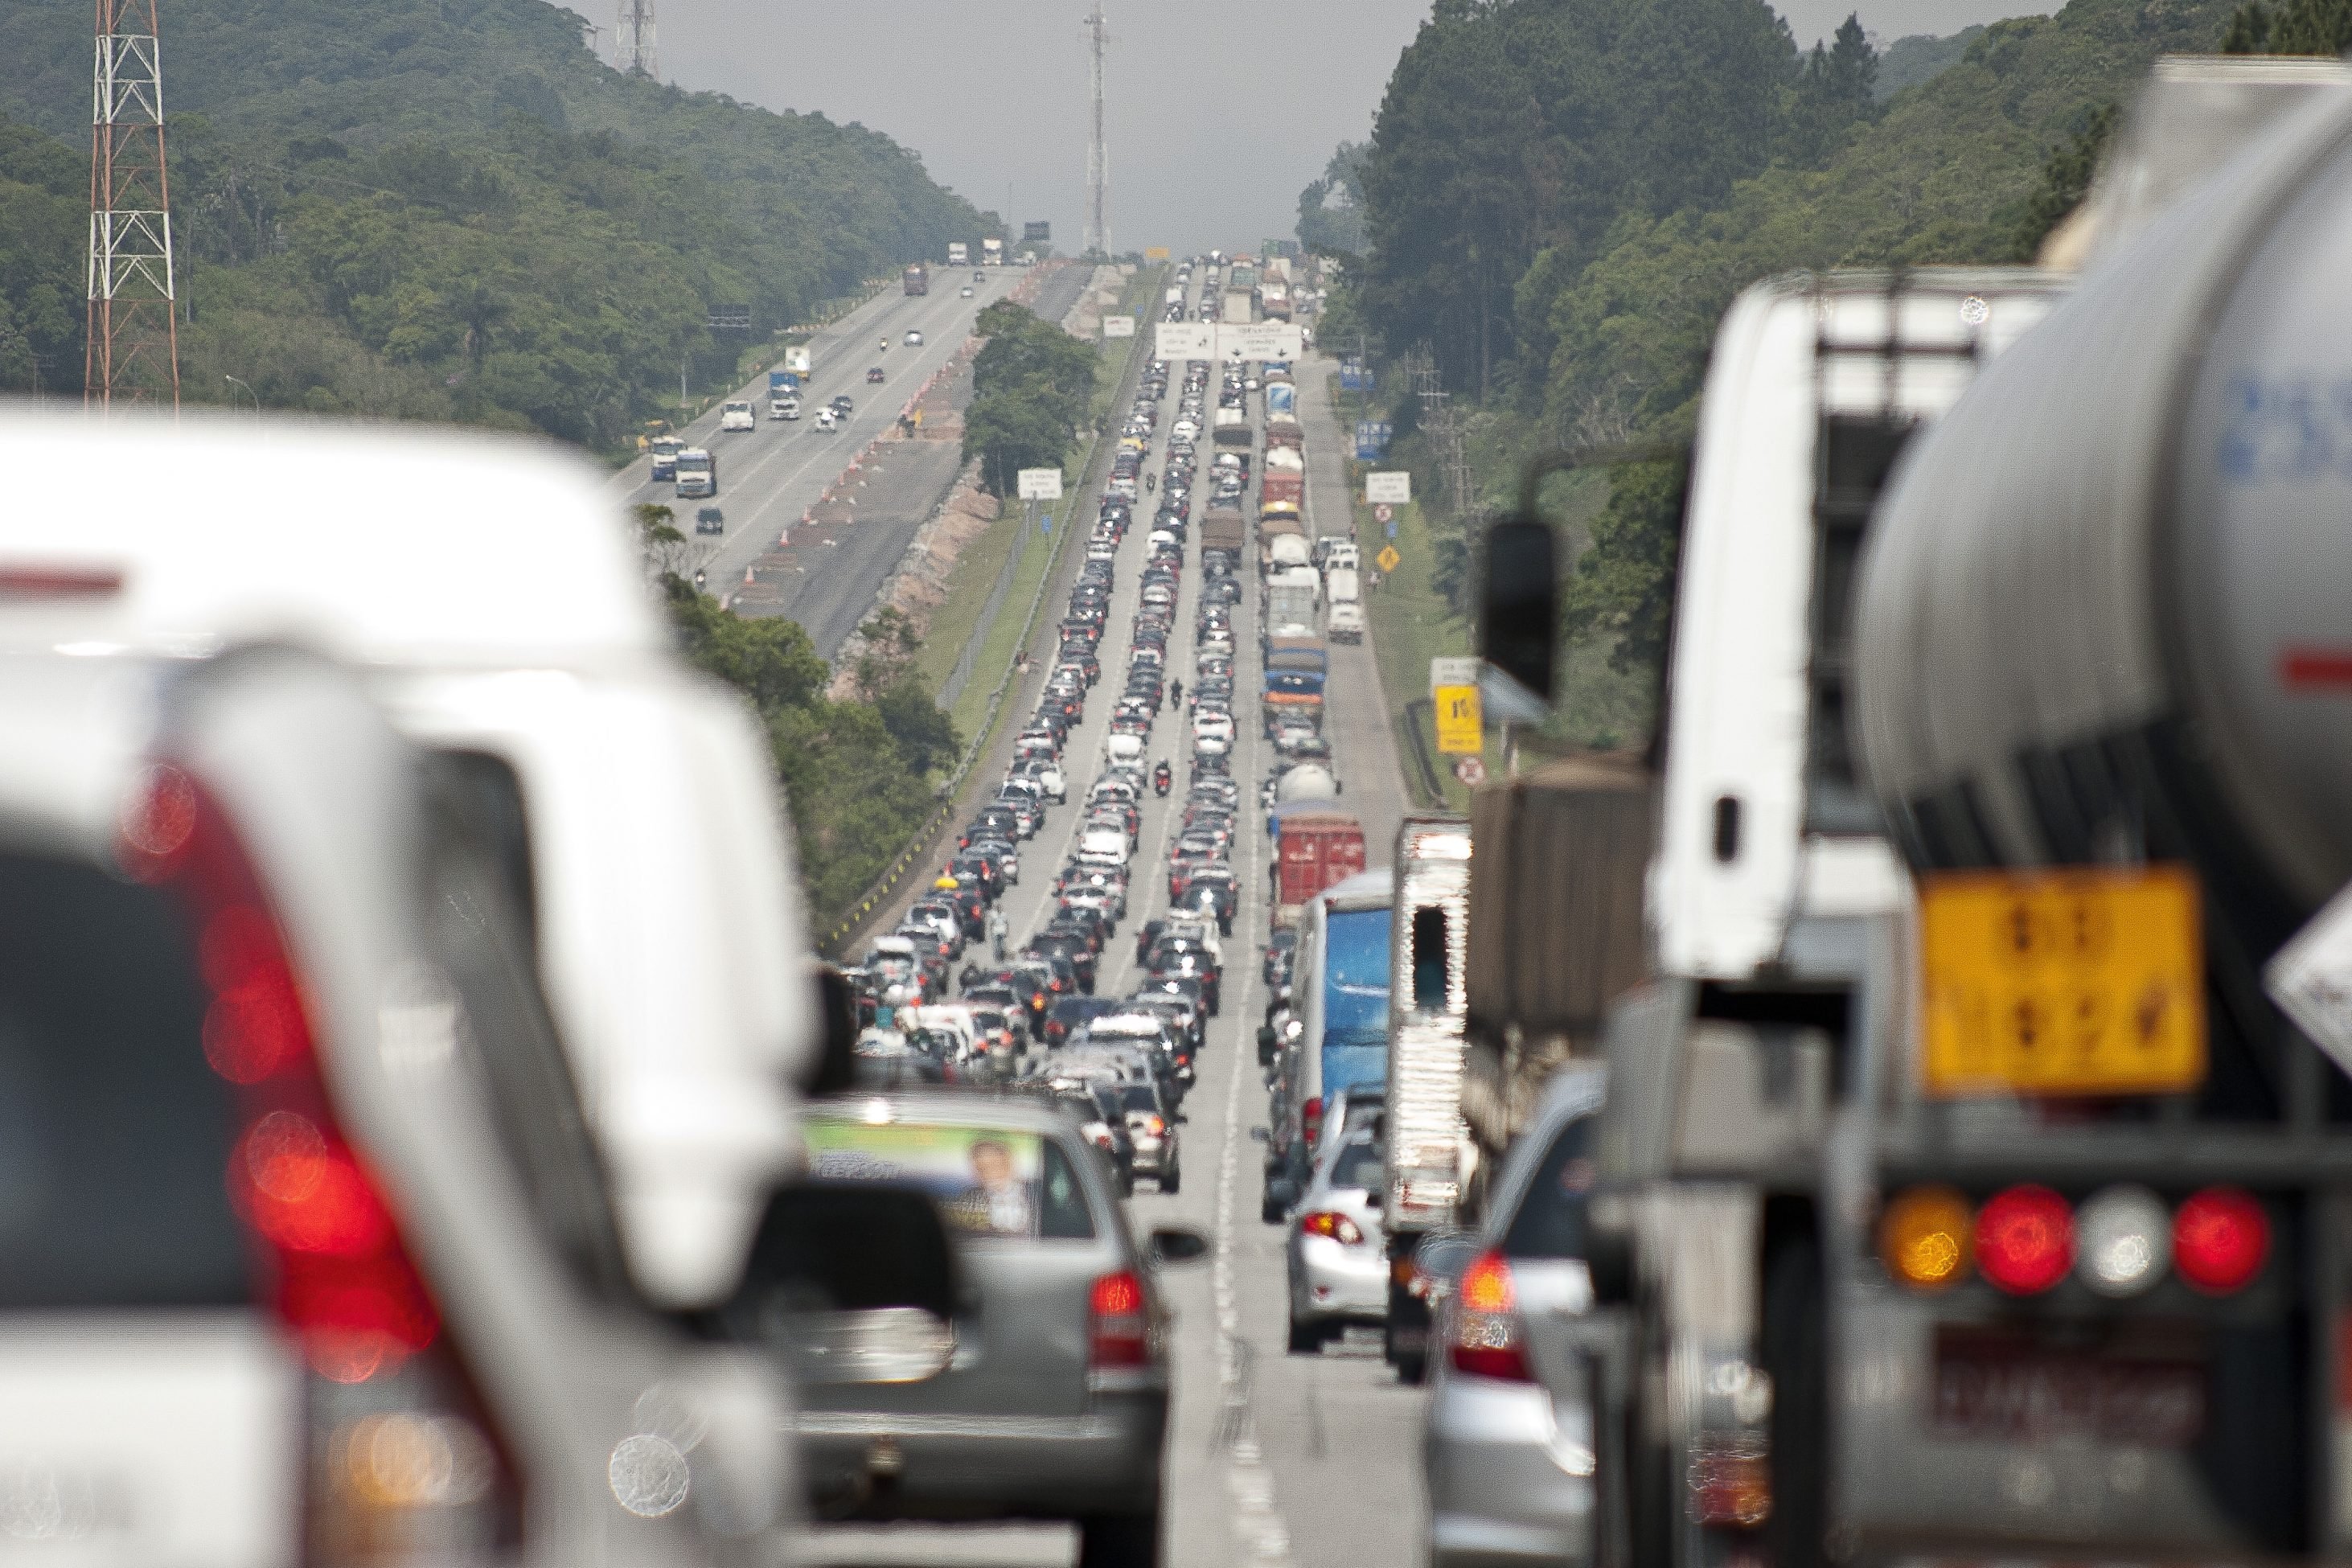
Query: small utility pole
1082 5 1109 257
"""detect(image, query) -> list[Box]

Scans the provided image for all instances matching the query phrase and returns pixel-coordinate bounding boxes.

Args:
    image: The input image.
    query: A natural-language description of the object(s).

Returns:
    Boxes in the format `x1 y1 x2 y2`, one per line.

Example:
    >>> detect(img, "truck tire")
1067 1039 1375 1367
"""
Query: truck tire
1385 1279 1430 1384
1762 1224 1826 1568
1077 1510 1161 1568
1160 1164 1180 1195
1287 1314 1327 1354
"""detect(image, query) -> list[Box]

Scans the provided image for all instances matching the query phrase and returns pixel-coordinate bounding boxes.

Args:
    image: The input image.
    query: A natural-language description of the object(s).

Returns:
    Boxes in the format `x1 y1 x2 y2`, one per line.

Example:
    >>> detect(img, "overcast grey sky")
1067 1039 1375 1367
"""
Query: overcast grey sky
642 0 2045 257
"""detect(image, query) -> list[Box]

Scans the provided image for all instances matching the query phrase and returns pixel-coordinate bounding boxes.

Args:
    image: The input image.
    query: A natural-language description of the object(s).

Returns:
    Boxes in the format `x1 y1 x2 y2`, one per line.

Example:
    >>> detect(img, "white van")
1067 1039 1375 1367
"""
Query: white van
1328 600 1366 642
0 411 815 1311
1104 732 1144 768
1079 827 1131 867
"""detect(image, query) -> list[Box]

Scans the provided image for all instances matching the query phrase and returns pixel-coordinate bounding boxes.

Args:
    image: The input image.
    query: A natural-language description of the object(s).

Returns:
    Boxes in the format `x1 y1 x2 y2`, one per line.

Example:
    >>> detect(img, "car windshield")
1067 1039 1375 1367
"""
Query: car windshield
1328 1141 1384 1192
1502 1114 1596 1261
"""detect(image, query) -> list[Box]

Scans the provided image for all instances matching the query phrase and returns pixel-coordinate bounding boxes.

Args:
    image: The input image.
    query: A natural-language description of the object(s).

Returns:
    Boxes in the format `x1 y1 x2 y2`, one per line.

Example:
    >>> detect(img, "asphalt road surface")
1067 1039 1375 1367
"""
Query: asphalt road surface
811 269 1422 1568
612 262 1091 657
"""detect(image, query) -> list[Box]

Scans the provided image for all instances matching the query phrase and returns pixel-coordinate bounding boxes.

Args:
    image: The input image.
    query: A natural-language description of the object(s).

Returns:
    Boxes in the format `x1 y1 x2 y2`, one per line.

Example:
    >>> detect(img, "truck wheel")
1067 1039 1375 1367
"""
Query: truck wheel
1287 1314 1325 1354
1077 1510 1160 1568
1160 1165 1180 1195
1260 1188 1283 1225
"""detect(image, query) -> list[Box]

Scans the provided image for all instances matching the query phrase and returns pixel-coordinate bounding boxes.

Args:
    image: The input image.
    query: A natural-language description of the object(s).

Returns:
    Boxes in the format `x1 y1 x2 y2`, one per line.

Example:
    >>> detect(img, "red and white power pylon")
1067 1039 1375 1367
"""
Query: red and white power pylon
85 0 180 409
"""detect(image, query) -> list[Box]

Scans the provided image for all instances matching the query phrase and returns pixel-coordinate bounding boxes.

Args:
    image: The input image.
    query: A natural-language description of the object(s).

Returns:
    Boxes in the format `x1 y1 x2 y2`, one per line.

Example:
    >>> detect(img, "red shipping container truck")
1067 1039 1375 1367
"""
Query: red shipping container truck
1273 810 1366 929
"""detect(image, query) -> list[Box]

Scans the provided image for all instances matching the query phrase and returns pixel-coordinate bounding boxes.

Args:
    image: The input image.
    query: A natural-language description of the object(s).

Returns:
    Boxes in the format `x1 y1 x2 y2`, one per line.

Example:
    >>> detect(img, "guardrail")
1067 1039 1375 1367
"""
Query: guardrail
812 265 1159 955
1401 697 1448 806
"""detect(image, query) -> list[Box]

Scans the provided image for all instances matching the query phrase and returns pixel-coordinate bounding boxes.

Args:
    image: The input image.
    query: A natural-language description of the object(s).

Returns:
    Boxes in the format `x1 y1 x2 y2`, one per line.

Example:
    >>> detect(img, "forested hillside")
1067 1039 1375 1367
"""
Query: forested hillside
1317 0 2235 733
0 0 990 444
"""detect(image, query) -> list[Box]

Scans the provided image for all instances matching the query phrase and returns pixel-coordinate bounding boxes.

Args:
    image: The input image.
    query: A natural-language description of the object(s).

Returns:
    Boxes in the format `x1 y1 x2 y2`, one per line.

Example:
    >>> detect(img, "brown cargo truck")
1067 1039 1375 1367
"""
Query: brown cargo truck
1460 753 1654 1198
1201 507 1246 555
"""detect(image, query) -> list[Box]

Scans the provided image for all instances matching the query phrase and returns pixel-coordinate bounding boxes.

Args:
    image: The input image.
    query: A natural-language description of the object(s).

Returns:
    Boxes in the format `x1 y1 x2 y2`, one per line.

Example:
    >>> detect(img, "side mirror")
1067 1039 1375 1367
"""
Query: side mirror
1147 1225 1210 1266
1479 517 1558 708
805 963 861 1097
1266 1176 1301 1213
1412 1230 1483 1296
720 1181 963 1385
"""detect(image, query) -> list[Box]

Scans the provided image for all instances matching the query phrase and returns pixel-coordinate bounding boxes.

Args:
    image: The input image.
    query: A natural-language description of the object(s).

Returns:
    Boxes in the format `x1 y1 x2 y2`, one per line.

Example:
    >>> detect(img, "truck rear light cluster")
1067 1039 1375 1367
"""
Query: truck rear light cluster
126 765 523 1558
1299 1210 1364 1246
1879 1181 2271 1298
1448 1250 1533 1382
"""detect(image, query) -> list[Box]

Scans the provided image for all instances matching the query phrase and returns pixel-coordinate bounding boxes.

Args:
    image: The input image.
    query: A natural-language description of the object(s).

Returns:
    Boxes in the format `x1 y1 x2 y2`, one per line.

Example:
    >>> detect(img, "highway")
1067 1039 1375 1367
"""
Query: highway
811 269 1422 1568
613 261 1091 655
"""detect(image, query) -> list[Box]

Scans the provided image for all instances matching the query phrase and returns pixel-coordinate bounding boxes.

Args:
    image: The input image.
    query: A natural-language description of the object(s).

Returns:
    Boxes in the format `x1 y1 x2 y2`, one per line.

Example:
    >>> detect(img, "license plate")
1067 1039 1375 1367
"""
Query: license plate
1918 866 2206 1097
1932 1328 2205 1446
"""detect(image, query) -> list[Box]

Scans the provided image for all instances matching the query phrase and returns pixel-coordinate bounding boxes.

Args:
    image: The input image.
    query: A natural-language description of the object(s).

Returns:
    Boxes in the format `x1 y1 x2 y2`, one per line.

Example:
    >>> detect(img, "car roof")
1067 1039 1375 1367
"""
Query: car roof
0 411 660 669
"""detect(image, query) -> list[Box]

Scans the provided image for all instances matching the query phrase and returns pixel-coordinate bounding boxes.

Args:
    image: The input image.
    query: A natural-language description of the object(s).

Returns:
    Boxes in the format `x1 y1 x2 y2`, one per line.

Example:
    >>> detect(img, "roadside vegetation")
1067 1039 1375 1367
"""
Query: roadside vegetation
637 506 958 922
0 0 992 447
1312 0 2236 754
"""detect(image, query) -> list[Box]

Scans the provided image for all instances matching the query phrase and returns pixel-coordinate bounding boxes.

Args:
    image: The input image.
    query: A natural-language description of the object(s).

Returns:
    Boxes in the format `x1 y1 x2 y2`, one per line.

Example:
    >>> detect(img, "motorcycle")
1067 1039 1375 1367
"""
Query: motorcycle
1152 761 1172 797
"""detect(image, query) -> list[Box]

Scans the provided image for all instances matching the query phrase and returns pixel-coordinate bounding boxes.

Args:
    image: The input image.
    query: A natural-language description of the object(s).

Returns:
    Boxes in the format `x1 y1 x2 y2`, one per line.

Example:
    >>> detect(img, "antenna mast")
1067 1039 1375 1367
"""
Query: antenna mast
616 0 657 77
85 0 179 410
1083 5 1108 257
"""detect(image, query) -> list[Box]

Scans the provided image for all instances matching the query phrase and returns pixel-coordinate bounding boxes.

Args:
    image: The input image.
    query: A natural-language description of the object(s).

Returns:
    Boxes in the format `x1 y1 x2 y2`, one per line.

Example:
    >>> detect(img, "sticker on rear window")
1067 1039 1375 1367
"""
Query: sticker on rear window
804 1119 1045 1238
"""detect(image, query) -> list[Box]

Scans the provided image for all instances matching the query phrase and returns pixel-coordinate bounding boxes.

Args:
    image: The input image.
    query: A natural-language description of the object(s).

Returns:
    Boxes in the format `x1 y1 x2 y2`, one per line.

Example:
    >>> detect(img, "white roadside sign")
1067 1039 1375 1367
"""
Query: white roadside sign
1102 315 1135 339
1367 471 1413 505
1155 322 1216 360
1219 322 1305 362
1430 656 1480 695
1017 468 1064 501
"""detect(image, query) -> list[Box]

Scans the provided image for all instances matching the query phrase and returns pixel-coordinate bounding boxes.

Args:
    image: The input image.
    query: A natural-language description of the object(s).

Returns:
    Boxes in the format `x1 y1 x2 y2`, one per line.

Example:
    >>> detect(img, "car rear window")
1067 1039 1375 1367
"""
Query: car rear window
0 853 248 1307
1330 1141 1385 1192
1502 1114 1597 1260
804 1117 1097 1242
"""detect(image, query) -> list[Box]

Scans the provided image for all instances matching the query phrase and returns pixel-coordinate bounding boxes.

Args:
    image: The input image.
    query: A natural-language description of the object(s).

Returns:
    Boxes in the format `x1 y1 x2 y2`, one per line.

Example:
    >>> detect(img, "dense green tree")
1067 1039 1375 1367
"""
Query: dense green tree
2223 0 2352 56
1296 142 1370 259
2011 101 2120 259
963 300 1098 496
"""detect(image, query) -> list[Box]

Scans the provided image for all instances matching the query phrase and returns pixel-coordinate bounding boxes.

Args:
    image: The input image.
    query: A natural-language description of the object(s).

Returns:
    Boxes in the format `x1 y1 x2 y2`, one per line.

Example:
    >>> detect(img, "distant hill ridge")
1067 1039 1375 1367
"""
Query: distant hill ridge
0 0 989 442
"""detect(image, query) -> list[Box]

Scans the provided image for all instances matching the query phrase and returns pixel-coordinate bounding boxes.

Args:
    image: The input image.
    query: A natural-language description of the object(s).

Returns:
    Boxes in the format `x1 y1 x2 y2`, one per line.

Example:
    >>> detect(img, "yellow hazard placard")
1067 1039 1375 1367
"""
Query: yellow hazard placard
1376 545 1401 573
1919 866 2206 1098
1433 683 1483 754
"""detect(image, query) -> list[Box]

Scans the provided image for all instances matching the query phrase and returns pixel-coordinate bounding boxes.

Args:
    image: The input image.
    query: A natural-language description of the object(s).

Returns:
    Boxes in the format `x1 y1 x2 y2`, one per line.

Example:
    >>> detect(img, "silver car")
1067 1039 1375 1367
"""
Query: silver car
1284 1127 1389 1351
778 1090 1205 1566
0 646 786 1568
1109 1078 1180 1192
1422 1067 1607 1568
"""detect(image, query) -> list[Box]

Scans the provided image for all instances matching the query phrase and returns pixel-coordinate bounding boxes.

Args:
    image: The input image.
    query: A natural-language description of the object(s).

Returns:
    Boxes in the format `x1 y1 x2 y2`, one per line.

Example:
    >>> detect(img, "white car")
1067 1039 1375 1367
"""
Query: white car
905 330 925 347
960 285 975 298
1193 711 1237 745
815 408 839 431
720 400 757 432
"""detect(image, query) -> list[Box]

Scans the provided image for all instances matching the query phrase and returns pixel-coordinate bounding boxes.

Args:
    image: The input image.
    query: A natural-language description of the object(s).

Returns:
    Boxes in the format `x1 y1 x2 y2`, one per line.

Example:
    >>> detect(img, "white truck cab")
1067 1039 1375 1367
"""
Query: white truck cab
720 400 757 432
1651 270 2067 979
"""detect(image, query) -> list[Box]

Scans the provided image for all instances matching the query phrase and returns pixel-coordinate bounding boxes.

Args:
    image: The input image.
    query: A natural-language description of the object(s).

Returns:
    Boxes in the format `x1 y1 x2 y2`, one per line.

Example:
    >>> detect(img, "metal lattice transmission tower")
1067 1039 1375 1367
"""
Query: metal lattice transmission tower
85 0 179 409
1414 359 1475 514
616 0 656 78
1082 5 1109 257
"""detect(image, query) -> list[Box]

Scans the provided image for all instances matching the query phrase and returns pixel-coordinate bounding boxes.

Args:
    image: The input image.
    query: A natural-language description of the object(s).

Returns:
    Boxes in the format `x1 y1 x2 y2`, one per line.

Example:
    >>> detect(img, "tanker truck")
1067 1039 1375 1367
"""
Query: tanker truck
1460 80 2352 1568
1827 84 2352 1567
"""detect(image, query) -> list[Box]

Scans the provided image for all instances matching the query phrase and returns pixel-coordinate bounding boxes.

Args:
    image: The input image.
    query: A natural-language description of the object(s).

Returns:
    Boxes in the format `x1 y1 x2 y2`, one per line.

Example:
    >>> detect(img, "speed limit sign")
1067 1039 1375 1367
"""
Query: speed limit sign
1373 503 1394 524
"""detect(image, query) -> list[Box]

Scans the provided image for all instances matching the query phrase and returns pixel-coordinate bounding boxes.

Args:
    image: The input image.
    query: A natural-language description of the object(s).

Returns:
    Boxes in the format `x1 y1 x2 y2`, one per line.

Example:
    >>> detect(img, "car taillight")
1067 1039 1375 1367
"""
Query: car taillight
1450 1250 1532 1381
1143 1114 1167 1137
1089 1270 1151 1369
2174 1186 2270 1294
1302 1096 1323 1147
1878 1185 1972 1291
1975 1185 2075 1295
1299 1210 1363 1246
125 766 523 1558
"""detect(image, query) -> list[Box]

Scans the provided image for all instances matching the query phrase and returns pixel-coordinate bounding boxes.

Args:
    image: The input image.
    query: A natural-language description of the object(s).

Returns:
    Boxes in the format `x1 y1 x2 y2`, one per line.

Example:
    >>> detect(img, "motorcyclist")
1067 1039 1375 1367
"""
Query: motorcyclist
1145 472 1156 494
1153 760 1172 797
1170 676 1184 710
987 905 1008 961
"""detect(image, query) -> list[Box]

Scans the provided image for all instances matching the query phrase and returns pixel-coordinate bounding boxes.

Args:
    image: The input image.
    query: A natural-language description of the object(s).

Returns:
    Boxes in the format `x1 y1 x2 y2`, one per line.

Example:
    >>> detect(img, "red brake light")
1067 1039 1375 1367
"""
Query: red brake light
1302 1095 1323 1147
2174 1187 2270 1294
131 769 442 1382
1451 1250 1531 1381
1976 1185 2074 1295
1089 1270 1151 1369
